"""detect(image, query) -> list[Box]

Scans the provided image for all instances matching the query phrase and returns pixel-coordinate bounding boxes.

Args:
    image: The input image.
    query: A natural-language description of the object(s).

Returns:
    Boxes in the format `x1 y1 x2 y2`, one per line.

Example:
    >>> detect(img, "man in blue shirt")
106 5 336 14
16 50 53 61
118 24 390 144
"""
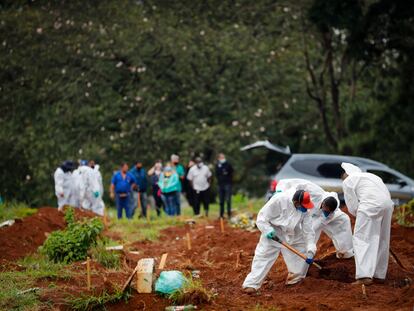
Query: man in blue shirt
110 163 136 219
129 161 148 218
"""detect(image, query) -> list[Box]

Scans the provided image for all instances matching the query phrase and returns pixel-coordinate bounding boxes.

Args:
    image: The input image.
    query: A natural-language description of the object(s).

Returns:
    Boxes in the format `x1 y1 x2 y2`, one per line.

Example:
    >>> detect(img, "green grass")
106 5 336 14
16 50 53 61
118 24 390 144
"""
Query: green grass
168 274 213 305
107 195 263 243
0 201 37 222
66 287 129 311
90 242 121 270
0 254 71 310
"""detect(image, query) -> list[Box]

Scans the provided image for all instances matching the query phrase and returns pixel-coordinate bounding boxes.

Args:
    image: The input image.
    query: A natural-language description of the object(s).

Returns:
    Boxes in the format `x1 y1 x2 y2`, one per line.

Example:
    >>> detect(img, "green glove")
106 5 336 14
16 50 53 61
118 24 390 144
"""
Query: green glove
94 191 100 198
266 230 276 240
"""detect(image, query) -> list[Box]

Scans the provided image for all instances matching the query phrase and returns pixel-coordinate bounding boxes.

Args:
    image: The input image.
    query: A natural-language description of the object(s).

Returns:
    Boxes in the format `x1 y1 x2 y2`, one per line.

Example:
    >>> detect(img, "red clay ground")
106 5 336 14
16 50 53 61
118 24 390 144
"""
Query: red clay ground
105 220 414 311
0 208 413 310
0 207 98 262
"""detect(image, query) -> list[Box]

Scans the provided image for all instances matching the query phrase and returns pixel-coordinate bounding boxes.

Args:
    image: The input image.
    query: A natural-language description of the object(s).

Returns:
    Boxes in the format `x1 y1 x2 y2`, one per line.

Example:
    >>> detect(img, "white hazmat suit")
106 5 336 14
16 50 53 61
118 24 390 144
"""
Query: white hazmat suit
54 167 73 210
243 190 316 289
276 179 353 258
76 166 101 214
341 162 394 280
89 165 105 216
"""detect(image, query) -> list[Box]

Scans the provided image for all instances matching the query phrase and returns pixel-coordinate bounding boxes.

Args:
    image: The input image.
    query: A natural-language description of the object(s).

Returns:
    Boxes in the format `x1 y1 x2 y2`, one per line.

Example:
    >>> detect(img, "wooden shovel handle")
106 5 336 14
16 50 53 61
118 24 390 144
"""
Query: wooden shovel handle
281 241 322 270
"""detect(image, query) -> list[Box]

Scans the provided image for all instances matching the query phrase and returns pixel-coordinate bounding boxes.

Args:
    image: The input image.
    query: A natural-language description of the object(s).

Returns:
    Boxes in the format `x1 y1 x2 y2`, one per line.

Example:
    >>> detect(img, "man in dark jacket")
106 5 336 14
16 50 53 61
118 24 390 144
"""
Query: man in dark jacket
215 153 234 218
129 161 148 218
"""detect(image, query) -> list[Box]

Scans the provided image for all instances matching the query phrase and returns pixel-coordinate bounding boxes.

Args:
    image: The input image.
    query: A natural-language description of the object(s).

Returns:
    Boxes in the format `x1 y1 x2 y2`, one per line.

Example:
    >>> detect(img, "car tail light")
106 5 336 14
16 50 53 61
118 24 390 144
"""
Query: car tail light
270 180 278 191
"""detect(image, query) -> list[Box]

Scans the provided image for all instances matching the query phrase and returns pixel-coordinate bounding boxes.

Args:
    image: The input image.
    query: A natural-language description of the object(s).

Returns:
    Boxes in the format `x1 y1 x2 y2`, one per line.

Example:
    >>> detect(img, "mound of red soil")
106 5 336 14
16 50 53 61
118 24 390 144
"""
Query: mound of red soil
107 219 414 311
0 207 99 261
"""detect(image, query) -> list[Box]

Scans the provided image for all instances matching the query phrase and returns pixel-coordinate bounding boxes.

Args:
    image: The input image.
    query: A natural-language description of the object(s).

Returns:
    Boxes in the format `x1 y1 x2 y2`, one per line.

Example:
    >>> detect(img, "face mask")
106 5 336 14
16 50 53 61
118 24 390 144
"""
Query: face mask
322 210 330 218
197 163 202 168
297 206 307 213
219 159 226 164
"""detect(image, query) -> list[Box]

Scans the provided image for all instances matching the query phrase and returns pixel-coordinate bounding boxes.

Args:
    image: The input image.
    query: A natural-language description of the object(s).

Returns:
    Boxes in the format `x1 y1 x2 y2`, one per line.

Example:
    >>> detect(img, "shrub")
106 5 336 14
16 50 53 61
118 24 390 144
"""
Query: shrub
40 209 104 263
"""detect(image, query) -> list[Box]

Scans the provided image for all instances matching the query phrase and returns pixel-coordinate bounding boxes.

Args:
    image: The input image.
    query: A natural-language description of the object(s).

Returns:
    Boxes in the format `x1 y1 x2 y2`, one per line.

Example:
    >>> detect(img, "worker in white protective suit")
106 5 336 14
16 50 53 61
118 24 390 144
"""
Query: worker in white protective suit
77 164 101 214
54 161 75 210
243 189 316 293
276 179 353 259
88 160 105 216
71 160 89 208
341 162 394 285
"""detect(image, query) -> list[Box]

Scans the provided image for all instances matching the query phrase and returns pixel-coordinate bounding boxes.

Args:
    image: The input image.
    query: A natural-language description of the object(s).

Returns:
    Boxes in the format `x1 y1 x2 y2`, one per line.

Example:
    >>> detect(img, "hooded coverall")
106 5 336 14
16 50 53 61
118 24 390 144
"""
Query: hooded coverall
77 166 102 215
89 165 105 216
243 190 316 289
54 167 73 209
341 162 394 280
277 179 353 258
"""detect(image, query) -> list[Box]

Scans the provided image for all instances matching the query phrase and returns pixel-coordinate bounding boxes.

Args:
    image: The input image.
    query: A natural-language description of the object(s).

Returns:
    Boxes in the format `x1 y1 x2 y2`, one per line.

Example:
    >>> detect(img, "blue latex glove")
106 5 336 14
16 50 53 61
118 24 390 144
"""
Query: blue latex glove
266 230 276 240
94 191 100 198
305 257 314 265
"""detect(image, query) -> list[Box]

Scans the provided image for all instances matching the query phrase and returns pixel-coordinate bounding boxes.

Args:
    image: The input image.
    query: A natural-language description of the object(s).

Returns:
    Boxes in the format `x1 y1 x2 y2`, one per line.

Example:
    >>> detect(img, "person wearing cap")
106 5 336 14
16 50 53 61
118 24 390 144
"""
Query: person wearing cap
158 163 181 216
341 162 394 285
54 160 75 211
186 157 212 216
243 189 316 292
276 179 353 259
171 154 185 216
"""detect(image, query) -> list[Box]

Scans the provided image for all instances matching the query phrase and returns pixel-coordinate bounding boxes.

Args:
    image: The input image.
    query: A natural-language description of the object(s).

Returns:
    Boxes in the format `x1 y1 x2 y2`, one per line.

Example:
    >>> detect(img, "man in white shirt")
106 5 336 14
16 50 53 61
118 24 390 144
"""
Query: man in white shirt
187 157 212 216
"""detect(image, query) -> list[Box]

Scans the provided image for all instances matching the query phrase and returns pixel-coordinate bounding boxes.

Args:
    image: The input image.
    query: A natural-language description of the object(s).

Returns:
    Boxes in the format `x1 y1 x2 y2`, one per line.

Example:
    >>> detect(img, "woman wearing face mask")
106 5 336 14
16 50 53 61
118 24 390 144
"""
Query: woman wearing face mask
158 163 180 216
148 160 164 216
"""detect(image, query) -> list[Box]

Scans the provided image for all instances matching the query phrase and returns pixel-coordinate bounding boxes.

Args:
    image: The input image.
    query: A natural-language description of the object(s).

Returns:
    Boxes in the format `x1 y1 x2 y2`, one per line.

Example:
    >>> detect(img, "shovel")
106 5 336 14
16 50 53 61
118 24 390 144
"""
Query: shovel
272 235 322 270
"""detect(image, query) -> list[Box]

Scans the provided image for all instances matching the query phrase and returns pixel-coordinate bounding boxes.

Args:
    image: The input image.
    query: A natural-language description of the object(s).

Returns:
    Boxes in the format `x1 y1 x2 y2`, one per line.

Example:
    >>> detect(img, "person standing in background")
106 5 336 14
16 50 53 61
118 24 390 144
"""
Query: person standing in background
183 160 196 212
171 154 185 216
215 153 233 219
129 161 148 218
187 157 212 216
88 160 105 216
110 163 136 219
54 160 75 211
158 163 180 216
148 160 164 216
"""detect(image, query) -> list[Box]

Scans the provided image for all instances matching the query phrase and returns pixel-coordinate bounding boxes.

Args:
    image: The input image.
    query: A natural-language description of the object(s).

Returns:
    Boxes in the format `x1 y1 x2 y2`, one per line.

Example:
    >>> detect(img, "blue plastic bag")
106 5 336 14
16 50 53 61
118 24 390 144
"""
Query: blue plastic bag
155 271 185 294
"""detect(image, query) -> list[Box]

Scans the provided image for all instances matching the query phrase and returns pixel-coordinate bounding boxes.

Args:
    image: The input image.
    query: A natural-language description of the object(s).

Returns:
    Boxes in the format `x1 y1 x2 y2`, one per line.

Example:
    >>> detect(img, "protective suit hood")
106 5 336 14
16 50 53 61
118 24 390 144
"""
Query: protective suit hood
341 162 362 176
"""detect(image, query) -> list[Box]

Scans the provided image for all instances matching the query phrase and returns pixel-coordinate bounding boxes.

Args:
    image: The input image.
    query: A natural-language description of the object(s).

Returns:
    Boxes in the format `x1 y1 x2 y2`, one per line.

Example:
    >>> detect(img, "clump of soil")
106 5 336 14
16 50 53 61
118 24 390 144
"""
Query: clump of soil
0 207 99 261
308 255 355 283
173 288 211 305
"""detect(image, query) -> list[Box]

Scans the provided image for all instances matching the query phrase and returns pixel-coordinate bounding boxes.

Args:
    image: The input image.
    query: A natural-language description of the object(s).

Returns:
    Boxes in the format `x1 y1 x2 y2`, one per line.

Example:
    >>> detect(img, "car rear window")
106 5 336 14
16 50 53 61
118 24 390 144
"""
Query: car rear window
367 170 403 184
290 159 344 179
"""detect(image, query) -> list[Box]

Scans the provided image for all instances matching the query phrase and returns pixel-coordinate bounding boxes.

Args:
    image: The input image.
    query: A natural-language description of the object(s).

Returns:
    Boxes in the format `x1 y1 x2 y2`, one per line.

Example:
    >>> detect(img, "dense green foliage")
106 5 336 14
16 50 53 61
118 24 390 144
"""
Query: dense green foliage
40 208 104 263
0 0 413 205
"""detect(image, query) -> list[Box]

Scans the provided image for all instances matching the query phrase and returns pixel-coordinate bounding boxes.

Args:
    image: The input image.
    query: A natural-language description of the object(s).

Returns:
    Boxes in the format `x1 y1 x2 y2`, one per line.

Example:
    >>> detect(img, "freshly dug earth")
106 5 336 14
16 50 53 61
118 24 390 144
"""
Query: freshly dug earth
1 210 413 310
106 220 414 311
0 207 98 261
